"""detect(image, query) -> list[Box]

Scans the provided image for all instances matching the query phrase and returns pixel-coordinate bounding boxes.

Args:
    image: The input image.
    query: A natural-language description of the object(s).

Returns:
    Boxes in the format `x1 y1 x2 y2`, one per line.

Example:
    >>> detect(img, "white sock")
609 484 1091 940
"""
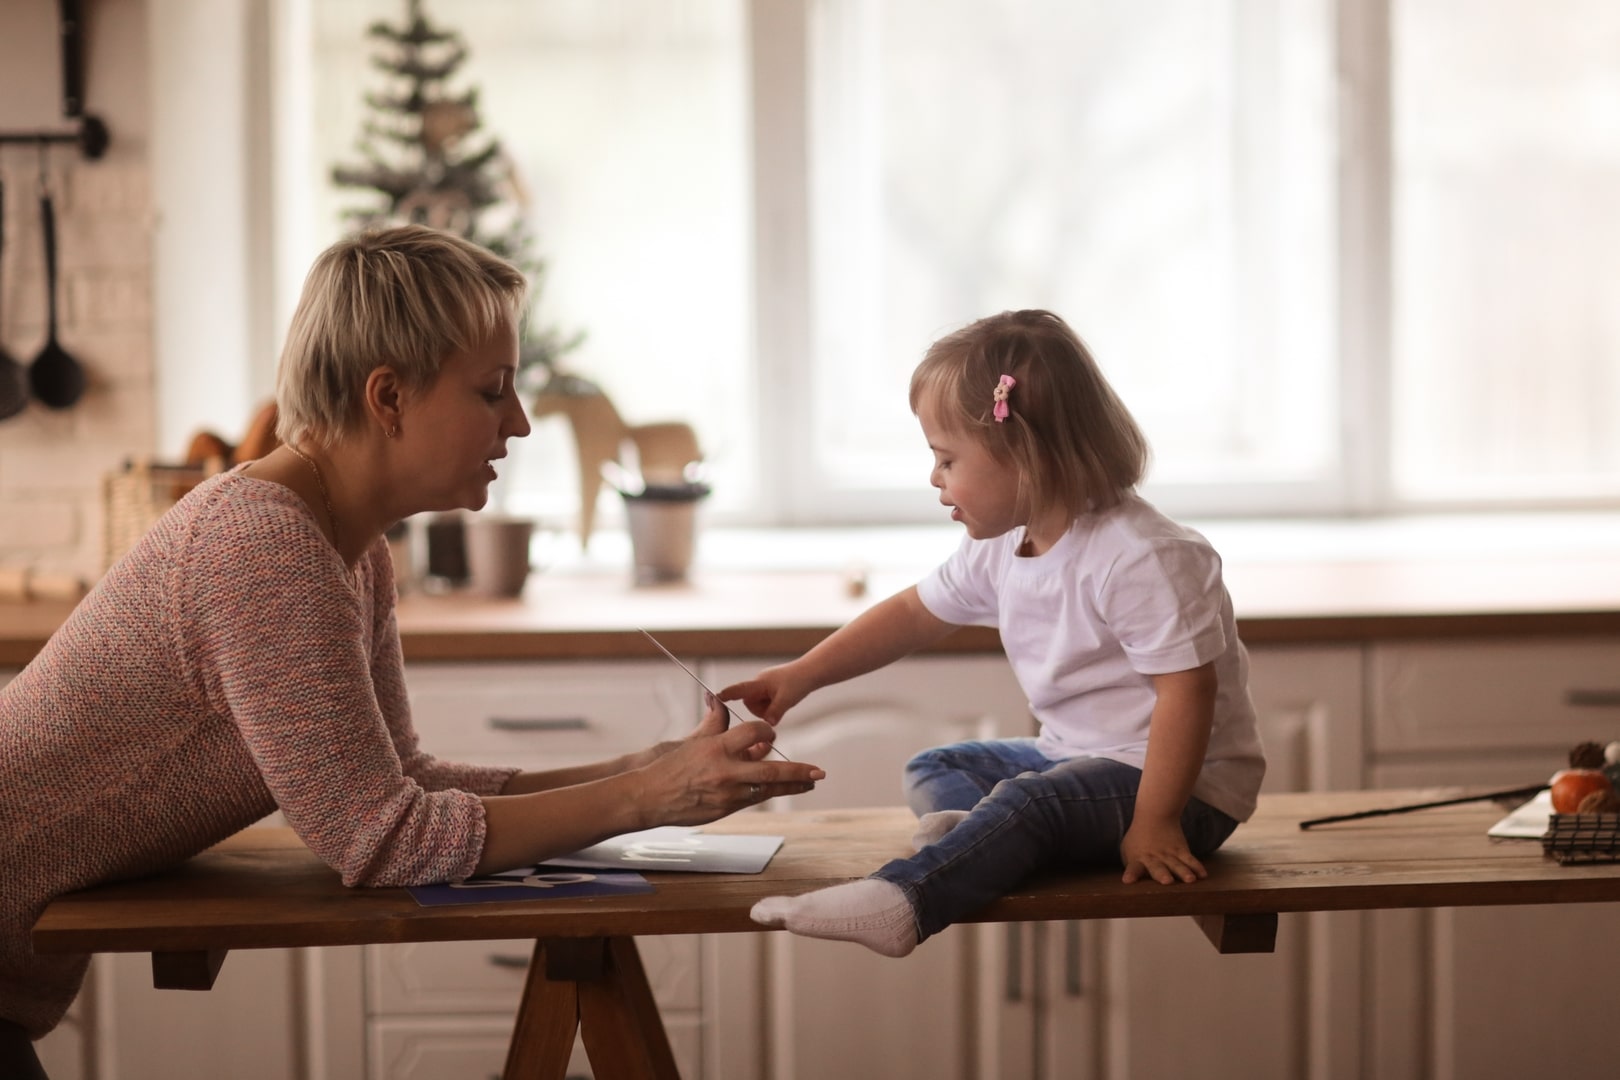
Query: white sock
750 878 919 958
911 809 970 851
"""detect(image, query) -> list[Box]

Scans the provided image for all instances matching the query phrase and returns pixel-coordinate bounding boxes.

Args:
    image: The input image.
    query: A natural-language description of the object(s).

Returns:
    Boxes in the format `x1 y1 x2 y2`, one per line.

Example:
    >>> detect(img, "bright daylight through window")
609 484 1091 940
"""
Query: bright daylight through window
304 0 1620 527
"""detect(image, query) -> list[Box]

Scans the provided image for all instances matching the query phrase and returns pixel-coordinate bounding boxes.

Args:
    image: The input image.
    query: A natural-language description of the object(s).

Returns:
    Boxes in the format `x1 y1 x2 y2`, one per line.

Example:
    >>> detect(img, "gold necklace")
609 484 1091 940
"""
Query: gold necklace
286 443 339 550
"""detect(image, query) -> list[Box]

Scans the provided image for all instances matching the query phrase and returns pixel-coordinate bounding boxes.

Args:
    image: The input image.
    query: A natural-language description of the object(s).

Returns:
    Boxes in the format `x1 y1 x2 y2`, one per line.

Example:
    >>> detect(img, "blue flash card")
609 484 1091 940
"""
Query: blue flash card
408 869 654 907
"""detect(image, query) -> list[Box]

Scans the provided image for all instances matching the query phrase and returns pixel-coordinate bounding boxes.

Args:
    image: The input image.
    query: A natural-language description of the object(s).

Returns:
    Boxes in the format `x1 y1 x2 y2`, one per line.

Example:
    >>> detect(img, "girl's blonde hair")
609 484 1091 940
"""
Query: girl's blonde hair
909 309 1148 518
275 224 528 447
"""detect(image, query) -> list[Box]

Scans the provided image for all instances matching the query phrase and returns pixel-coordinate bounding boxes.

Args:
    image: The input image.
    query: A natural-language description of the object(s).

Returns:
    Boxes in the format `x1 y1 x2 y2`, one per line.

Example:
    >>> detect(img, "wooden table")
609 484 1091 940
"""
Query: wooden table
32 790 1620 1079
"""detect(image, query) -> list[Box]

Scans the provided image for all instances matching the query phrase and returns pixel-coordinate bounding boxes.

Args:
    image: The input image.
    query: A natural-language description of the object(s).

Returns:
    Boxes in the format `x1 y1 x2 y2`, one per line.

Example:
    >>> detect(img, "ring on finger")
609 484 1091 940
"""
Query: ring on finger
748 783 762 800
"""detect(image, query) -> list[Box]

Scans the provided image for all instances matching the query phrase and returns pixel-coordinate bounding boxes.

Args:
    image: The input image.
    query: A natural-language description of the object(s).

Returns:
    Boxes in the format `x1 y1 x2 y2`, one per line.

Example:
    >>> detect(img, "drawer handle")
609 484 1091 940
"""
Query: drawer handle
487 952 531 969
488 716 590 732
1566 690 1620 708
1063 920 1083 998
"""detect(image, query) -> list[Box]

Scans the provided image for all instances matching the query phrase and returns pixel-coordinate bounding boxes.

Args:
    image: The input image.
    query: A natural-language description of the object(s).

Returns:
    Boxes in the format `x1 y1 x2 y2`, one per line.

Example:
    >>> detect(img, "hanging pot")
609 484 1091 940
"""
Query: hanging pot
27 184 85 410
0 177 28 420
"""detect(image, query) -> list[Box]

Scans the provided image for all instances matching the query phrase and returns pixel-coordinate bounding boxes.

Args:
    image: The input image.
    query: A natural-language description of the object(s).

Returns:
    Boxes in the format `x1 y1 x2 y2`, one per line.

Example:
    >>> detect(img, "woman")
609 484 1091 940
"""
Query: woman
0 225 823 1074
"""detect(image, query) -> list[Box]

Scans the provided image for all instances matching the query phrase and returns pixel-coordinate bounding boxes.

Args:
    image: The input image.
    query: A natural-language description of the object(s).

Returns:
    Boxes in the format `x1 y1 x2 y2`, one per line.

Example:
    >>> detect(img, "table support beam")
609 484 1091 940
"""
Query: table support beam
152 948 228 990
1193 912 1278 954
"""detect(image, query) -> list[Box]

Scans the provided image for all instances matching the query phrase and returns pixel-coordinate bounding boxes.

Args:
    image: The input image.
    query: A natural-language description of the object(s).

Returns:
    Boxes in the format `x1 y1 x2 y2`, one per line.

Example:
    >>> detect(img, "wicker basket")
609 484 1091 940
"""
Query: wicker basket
1542 812 1620 864
102 459 217 572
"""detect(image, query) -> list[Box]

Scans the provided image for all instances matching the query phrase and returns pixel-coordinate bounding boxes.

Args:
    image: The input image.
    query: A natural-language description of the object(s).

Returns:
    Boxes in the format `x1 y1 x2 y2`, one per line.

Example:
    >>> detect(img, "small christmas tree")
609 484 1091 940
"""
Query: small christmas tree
331 0 580 387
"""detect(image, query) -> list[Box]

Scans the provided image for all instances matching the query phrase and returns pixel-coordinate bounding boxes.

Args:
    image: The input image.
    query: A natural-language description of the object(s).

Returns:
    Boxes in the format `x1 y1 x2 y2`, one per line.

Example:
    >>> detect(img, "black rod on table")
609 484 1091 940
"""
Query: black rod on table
1298 784 1548 830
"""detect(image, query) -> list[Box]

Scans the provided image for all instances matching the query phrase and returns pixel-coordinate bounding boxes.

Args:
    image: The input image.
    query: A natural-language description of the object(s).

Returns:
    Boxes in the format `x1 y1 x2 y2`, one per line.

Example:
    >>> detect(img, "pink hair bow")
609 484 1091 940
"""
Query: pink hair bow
992 374 1017 422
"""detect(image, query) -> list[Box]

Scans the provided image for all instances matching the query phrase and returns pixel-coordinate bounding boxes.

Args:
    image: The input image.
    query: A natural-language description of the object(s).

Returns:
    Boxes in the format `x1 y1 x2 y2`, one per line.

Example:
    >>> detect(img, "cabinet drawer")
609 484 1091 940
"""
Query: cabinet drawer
1370 638 1620 754
366 935 701 1014
404 662 695 765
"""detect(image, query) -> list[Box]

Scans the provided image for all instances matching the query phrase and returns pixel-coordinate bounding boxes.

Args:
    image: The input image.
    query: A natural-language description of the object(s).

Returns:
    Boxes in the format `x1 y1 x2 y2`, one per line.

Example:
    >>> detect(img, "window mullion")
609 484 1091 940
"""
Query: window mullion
1336 0 1394 514
749 0 814 524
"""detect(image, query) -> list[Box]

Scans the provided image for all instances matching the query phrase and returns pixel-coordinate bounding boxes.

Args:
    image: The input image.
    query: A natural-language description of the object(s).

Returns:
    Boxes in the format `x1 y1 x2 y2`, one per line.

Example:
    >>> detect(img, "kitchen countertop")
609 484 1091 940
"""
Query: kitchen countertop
5 514 1620 666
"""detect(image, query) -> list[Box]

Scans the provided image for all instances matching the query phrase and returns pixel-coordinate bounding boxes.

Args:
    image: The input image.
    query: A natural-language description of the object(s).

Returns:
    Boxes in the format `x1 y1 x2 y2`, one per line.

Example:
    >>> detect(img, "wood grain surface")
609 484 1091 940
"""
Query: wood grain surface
33 790 1620 958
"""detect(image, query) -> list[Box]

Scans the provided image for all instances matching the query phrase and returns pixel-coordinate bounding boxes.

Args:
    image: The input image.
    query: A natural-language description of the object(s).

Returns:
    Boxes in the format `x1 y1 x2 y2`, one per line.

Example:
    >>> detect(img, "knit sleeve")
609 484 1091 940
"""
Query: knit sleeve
366 541 519 797
174 487 492 887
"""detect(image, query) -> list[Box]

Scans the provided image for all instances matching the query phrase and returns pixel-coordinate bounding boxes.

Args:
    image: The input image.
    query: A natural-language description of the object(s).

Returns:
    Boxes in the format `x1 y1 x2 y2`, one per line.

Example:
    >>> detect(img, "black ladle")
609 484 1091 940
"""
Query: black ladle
0 177 28 420
28 184 85 410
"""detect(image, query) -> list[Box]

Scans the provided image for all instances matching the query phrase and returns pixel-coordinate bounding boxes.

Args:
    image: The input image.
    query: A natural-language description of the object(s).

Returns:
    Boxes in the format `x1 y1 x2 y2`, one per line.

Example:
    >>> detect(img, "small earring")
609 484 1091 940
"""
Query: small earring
387 426 399 439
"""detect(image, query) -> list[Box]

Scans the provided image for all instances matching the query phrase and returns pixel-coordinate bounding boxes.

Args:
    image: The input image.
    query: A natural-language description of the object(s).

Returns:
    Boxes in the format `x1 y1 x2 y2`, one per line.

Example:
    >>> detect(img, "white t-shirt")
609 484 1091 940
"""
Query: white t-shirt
915 495 1265 822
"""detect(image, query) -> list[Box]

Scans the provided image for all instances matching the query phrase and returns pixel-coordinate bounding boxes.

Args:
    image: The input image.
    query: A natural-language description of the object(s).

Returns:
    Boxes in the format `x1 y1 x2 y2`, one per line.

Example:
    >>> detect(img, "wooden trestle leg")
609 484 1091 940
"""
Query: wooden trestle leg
502 936 681 1080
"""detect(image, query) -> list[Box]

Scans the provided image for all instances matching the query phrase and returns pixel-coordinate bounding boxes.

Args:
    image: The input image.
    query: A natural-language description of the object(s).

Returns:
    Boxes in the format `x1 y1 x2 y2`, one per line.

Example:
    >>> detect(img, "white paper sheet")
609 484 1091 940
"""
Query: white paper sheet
1487 789 1552 839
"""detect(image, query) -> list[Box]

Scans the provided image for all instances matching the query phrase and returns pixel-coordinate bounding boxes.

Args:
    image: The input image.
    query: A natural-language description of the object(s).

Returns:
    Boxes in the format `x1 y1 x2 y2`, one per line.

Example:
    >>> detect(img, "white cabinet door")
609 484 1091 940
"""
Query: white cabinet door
977 915 1101 1080
97 947 297 1080
1088 645 1366 1080
309 660 709 1080
707 655 1029 1080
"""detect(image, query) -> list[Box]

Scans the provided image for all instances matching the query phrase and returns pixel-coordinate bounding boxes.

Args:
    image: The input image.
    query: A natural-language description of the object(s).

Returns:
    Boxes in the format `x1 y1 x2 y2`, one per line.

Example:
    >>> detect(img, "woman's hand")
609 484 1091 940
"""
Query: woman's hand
478 696 823 875
632 693 825 827
1119 817 1206 885
720 663 814 725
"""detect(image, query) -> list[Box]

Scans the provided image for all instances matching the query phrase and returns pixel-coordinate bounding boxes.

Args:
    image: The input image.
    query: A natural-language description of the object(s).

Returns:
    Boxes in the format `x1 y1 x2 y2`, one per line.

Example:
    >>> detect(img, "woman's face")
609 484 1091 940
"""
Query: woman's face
917 397 1022 541
398 313 530 512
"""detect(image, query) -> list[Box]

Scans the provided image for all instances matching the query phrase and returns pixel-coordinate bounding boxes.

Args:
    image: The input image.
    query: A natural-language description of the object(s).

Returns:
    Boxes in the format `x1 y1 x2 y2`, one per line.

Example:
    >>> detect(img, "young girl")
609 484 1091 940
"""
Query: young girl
723 308 1264 958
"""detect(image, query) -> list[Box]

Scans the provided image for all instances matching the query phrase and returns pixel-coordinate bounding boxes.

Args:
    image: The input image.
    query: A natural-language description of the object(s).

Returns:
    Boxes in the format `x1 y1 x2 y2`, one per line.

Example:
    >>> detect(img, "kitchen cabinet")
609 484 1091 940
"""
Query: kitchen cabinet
309 659 714 1080
976 645 1368 1080
94 948 297 1080
705 654 1032 1080
1363 637 1620 1080
24 623 1620 1079
305 653 1035 1080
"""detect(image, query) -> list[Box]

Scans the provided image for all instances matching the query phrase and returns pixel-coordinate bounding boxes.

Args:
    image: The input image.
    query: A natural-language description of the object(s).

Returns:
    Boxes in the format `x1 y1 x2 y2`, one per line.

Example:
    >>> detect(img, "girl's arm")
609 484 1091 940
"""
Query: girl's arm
721 585 956 723
1120 662 1217 885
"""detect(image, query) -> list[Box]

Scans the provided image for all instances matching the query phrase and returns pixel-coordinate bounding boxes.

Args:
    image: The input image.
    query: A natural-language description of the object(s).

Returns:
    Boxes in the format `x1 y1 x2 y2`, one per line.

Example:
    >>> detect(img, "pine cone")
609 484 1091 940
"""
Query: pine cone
1576 787 1620 814
1569 740 1607 769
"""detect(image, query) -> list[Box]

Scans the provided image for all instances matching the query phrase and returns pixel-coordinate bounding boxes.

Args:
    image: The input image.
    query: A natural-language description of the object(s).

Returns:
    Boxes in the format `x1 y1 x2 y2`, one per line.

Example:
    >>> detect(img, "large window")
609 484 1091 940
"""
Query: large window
307 1 754 521
291 0 1620 527
798 0 1336 519
1389 0 1620 506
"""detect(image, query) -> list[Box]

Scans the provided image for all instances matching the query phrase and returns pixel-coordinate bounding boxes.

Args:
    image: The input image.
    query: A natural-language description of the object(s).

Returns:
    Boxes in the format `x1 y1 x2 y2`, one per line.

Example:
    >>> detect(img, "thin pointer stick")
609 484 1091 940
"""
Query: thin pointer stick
1298 784 1548 830
637 628 792 762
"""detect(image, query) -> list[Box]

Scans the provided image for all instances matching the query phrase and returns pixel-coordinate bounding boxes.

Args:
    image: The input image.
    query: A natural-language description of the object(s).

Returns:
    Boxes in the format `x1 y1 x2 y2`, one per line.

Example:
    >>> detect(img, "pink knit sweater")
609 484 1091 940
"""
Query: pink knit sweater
0 472 518 1036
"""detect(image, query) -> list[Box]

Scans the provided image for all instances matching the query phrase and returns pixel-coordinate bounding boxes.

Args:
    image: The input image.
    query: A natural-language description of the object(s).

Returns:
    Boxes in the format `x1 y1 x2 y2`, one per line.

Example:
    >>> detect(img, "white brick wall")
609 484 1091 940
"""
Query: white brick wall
0 159 156 580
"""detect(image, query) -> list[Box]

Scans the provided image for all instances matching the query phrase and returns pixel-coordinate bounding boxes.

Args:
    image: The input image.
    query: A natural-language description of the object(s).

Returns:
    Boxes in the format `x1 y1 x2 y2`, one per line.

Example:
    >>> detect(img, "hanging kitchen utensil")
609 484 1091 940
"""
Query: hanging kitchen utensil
0 176 29 420
28 162 85 410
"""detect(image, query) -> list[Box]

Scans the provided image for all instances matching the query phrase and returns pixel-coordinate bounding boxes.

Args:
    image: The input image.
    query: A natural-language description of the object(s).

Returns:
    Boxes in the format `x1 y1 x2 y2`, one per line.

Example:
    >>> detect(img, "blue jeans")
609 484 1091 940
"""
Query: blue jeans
880 738 1239 942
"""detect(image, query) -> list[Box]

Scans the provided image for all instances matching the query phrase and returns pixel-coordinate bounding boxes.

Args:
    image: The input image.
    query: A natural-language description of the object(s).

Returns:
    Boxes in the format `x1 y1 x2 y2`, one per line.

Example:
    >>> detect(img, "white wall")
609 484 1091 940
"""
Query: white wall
148 0 278 457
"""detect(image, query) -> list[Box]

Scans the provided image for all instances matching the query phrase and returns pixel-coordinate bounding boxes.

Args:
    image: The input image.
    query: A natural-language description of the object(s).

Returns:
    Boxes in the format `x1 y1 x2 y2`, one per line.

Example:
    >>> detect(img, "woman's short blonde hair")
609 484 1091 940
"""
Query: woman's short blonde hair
909 309 1148 519
275 224 528 447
